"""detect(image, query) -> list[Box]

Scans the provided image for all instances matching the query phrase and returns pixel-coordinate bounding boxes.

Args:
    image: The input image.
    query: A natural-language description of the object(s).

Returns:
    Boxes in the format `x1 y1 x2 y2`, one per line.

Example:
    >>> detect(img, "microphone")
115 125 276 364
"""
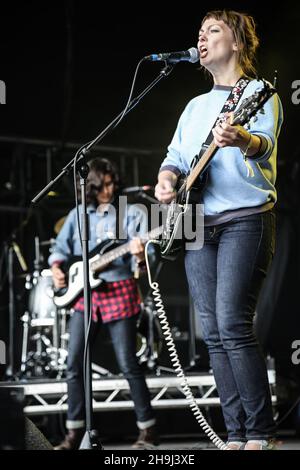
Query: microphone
122 185 153 194
145 47 199 64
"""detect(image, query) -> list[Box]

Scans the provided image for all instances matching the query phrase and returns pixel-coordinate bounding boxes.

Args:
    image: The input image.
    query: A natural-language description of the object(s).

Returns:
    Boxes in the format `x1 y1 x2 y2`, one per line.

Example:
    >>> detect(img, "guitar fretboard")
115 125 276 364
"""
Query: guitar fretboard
90 226 163 273
185 142 218 191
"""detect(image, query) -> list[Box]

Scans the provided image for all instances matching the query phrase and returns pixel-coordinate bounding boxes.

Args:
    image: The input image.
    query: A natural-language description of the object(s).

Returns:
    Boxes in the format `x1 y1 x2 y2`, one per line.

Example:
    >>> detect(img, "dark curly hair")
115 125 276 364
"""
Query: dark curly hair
85 157 122 205
202 10 259 78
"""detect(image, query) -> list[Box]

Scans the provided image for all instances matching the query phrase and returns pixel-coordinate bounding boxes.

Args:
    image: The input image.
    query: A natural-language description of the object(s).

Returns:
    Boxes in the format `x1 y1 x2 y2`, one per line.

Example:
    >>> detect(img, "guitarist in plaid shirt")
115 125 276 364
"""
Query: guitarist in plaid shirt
50 158 159 450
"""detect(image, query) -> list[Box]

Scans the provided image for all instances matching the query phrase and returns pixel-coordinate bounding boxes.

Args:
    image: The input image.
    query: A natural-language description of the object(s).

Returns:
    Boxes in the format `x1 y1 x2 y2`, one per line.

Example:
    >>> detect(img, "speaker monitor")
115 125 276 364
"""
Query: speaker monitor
0 387 53 450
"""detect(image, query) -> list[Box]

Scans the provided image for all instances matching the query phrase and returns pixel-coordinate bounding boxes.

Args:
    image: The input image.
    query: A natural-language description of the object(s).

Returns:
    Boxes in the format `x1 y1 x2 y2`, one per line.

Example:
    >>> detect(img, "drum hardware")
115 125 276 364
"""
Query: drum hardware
135 258 174 375
39 239 56 246
136 296 164 372
91 362 113 379
20 237 70 378
21 268 111 379
5 238 28 379
20 305 70 378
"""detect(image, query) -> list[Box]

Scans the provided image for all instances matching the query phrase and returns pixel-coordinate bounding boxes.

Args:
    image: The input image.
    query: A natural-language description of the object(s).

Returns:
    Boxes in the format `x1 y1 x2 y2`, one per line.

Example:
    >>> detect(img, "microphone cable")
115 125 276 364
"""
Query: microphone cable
144 239 229 450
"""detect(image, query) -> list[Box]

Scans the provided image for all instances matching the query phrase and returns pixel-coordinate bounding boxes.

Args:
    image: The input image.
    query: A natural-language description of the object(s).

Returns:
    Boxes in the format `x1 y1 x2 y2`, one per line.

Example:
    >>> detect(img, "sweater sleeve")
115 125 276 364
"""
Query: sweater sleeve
245 89 283 163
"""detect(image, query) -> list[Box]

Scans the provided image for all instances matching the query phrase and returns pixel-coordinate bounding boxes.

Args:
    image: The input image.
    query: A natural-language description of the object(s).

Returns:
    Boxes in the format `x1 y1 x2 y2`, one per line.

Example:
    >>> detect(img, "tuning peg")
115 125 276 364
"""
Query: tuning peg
251 115 258 123
259 108 265 115
245 122 251 130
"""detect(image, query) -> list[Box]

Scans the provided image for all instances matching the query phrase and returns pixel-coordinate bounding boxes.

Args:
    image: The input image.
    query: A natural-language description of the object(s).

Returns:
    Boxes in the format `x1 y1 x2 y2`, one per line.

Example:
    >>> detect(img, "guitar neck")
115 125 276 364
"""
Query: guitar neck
180 81 276 194
90 226 162 273
91 242 131 273
186 141 218 191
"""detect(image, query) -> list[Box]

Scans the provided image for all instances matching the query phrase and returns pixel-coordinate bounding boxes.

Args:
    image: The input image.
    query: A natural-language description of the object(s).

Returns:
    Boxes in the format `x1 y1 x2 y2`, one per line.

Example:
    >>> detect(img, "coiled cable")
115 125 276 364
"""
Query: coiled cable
145 240 229 450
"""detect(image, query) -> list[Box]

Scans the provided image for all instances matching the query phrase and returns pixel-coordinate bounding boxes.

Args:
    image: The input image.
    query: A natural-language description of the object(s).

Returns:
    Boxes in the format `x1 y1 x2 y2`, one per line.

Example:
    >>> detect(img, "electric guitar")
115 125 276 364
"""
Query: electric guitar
53 226 163 308
159 80 276 259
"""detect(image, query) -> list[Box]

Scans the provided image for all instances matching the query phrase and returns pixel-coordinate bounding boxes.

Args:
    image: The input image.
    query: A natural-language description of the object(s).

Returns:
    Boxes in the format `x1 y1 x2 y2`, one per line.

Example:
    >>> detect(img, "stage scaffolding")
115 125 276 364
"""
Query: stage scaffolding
0 370 277 416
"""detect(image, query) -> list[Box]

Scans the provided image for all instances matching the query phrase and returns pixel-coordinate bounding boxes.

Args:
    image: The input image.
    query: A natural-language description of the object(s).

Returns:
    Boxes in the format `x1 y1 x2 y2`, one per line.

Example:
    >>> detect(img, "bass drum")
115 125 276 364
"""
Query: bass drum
28 269 57 326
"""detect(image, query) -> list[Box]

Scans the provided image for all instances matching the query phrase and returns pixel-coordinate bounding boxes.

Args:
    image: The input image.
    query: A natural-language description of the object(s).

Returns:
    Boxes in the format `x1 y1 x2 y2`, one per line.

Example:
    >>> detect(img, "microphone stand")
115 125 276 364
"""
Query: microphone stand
6 243 16 379
31 61 175 450
5 236 28 380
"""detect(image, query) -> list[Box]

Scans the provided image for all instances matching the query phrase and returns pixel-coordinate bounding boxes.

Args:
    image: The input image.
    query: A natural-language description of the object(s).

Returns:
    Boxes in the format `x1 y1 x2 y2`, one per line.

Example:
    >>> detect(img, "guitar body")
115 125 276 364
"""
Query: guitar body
53 239 125 308
160 158 206 260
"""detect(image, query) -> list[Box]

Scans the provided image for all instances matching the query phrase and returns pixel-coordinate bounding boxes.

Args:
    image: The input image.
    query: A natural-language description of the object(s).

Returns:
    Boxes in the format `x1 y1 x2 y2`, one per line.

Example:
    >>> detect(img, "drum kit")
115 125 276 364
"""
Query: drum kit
20 238 70 379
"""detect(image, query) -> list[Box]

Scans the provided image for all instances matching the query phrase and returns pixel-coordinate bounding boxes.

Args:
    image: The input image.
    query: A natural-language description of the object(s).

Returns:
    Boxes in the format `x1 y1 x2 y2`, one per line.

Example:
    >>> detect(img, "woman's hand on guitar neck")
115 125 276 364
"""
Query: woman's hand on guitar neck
212 113 261 156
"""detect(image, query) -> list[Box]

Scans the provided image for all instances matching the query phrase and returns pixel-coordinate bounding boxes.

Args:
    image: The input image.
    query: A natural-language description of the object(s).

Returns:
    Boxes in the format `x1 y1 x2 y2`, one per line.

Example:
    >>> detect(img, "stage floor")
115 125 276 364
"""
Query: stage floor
100 434 300 450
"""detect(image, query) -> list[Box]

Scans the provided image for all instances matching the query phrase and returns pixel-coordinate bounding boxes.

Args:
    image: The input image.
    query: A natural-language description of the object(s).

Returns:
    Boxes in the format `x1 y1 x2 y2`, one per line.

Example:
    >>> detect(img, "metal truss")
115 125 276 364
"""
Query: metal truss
3 370 277 416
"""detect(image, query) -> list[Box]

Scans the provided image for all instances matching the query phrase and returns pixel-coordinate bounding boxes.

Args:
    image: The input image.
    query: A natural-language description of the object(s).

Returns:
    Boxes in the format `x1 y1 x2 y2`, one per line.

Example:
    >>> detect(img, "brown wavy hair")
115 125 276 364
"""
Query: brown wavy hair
202 10 259 78
85 157 122 205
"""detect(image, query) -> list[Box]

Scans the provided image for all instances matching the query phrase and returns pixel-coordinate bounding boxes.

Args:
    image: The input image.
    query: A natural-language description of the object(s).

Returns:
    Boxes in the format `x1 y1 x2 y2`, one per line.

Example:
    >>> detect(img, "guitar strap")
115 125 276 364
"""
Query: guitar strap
199 76 250 158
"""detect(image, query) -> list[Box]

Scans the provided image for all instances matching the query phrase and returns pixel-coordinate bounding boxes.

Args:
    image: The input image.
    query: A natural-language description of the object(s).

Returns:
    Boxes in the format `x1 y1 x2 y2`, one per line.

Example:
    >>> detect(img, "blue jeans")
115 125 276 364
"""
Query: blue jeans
185 211 276 441
66 312 155 428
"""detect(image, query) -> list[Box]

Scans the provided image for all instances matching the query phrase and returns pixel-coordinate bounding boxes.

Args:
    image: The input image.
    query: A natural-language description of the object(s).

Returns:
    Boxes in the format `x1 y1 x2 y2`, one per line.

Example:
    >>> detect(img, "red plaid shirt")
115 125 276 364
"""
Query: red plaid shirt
72 277 141 323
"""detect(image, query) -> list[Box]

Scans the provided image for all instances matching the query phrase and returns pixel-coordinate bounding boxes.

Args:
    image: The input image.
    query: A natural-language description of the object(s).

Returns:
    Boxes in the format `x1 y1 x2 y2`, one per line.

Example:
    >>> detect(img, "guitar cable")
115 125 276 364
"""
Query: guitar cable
144 240 229 451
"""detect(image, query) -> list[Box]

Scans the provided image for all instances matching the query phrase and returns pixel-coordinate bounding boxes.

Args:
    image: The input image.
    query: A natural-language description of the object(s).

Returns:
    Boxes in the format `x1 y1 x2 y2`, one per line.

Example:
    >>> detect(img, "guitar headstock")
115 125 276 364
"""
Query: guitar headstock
232 79 276 127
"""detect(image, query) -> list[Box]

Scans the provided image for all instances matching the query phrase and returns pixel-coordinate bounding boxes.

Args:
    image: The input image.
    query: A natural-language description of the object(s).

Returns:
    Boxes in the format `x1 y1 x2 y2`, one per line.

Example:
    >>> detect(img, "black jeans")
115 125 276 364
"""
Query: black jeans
66 311 155 429
185 211 276 441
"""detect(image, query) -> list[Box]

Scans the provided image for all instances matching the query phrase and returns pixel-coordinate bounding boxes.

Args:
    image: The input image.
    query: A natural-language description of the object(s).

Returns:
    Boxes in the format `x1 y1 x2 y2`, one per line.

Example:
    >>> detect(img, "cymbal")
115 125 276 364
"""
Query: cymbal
54 216 66 235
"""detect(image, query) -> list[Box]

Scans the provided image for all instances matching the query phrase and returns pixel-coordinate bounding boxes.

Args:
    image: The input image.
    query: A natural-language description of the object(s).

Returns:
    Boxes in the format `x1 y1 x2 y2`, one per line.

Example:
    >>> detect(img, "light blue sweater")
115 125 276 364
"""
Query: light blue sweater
160 80 283 216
